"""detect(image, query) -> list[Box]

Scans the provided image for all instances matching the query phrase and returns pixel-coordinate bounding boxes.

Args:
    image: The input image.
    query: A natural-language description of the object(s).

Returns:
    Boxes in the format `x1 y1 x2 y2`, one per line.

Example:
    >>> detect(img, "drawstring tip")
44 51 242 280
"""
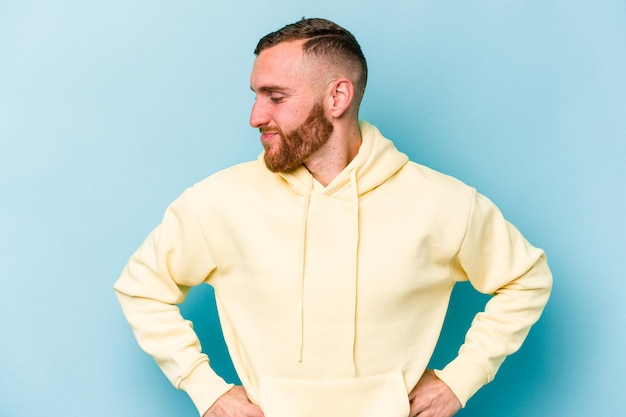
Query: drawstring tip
351 361 356 376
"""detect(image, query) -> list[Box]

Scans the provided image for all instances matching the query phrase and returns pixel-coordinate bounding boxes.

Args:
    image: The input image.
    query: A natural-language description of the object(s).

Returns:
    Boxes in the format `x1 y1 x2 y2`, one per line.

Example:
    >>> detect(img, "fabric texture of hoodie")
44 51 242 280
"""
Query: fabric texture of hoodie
114 121 552 417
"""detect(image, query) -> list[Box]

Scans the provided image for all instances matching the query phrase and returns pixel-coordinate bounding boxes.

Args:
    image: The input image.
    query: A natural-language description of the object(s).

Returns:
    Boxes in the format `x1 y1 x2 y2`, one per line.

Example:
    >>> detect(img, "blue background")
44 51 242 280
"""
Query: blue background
1 1 624 416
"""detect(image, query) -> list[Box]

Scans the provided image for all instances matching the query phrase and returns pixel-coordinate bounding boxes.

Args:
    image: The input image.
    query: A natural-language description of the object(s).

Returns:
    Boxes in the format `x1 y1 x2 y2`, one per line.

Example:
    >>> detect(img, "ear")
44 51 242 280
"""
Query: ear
326 78 354 118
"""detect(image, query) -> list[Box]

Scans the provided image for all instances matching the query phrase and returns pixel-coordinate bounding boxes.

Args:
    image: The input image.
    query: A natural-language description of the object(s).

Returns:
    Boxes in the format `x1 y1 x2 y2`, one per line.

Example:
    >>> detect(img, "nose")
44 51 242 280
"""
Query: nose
249 99 270 128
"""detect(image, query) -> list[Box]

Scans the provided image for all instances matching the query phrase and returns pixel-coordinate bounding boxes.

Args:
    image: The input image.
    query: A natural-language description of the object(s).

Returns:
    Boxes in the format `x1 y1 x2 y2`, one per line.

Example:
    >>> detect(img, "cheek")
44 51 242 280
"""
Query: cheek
276 111 302 131
275 96 318 130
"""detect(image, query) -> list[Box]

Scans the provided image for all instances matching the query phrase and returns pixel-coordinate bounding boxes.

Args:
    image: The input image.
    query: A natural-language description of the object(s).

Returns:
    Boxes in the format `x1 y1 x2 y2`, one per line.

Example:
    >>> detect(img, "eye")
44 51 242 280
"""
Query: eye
270 95 285 104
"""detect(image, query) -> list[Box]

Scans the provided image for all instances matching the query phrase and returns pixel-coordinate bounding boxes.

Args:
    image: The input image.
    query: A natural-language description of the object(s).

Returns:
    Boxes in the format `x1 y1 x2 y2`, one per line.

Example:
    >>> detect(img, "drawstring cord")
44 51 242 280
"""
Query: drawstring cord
295 170 360 376
297 175 313 363
349 169 360 376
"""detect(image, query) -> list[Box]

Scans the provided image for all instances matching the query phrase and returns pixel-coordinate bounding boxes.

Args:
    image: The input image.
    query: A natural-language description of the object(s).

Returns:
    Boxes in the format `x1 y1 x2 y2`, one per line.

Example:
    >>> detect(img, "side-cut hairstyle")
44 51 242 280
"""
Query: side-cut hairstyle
255 18 368 102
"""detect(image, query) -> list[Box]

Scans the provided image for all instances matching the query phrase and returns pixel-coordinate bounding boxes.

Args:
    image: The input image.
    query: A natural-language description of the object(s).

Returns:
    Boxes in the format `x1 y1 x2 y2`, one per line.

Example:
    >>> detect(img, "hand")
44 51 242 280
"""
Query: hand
203 386 264 417
408 369 461 417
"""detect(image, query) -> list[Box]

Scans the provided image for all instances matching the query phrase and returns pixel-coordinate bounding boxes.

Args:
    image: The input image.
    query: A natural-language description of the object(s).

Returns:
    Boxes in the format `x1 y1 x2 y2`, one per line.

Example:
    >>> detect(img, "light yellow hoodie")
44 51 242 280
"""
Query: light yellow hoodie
114 121 552 417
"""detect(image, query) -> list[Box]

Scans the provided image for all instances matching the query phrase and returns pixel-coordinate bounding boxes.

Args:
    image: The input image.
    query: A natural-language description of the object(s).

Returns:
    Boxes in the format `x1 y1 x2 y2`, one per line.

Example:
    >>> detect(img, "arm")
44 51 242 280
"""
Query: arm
114 189 234 415
433 190 552 407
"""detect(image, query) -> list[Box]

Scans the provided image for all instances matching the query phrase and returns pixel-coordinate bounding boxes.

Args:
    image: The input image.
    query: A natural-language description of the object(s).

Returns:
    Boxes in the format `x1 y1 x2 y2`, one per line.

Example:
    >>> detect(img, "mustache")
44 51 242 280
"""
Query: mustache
260 126 281 135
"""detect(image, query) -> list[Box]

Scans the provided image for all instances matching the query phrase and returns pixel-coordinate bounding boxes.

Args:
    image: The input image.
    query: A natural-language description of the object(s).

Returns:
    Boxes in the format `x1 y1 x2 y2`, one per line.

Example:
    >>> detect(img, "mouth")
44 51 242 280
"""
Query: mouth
260 129 280 144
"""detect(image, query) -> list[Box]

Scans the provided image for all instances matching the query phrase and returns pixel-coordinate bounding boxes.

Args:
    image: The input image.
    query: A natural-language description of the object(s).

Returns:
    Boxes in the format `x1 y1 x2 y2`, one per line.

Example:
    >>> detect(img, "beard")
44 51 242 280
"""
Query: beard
261 101 334 173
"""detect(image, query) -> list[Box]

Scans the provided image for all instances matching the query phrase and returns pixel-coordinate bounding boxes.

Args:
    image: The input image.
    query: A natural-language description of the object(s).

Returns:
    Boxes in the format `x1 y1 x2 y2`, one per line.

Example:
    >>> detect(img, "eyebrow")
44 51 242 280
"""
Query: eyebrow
250 85 293 94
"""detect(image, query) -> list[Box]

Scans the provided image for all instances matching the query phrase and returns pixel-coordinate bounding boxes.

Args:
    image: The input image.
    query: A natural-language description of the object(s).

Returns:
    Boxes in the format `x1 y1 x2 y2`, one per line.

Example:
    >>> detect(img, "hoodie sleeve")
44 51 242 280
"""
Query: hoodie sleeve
434 189 552 406
113 189 233 415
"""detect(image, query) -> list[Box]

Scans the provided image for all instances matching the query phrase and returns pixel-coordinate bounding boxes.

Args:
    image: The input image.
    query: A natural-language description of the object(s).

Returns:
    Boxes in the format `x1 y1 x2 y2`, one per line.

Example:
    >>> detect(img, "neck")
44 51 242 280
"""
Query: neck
304 121 362 186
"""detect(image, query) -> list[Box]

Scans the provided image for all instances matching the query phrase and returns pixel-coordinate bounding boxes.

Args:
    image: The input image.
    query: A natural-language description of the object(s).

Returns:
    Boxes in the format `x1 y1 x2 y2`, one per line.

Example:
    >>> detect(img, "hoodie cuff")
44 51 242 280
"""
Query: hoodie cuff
178 361 234 416
434 351 489 407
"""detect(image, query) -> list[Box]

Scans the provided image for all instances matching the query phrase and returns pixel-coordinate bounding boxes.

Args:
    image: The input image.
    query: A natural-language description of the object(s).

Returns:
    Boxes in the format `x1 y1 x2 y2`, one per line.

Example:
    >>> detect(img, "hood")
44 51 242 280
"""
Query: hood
258 121 409 197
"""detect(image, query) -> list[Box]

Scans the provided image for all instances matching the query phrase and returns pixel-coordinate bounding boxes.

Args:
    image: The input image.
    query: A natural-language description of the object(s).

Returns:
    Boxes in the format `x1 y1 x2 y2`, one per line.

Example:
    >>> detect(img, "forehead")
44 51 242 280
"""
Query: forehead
250 41 310 91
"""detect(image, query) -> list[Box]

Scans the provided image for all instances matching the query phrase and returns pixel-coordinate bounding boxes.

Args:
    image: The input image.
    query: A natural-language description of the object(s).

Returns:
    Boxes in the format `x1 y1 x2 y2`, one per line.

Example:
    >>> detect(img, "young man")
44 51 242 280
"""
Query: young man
114 18 552 417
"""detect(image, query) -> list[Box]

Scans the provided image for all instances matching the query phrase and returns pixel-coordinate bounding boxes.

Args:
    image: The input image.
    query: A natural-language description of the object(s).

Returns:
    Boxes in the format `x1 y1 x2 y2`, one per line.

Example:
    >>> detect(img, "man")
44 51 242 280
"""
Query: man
114 18 552 417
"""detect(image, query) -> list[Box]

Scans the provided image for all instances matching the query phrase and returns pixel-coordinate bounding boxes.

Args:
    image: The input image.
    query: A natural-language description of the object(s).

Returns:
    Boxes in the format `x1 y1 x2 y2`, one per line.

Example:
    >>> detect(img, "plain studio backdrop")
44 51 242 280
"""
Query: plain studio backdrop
1 1 624 416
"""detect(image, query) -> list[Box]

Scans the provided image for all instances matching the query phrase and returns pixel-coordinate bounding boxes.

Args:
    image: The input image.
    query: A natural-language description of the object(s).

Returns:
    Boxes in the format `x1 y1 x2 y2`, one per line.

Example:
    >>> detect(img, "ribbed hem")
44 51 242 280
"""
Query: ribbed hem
178 361 234 416
434 351 489 407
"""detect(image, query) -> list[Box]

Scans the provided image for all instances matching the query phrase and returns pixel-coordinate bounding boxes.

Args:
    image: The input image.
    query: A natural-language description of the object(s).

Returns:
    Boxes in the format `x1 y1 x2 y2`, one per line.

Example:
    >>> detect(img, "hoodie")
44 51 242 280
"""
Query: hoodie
114 121 552 417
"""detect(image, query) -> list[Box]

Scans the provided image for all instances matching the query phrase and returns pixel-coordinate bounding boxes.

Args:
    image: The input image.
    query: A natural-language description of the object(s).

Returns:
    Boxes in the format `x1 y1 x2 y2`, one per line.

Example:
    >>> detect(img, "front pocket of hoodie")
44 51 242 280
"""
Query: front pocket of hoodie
259 372 410 417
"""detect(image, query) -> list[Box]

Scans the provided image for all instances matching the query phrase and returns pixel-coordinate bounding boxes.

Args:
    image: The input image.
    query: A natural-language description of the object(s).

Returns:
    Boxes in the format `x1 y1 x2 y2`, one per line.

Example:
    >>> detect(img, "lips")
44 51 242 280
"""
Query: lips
260 128 280 145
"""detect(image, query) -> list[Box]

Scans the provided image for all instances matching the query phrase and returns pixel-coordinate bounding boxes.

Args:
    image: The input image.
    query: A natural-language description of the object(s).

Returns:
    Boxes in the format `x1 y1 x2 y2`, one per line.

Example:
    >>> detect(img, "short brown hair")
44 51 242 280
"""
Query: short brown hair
255 18 368 101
